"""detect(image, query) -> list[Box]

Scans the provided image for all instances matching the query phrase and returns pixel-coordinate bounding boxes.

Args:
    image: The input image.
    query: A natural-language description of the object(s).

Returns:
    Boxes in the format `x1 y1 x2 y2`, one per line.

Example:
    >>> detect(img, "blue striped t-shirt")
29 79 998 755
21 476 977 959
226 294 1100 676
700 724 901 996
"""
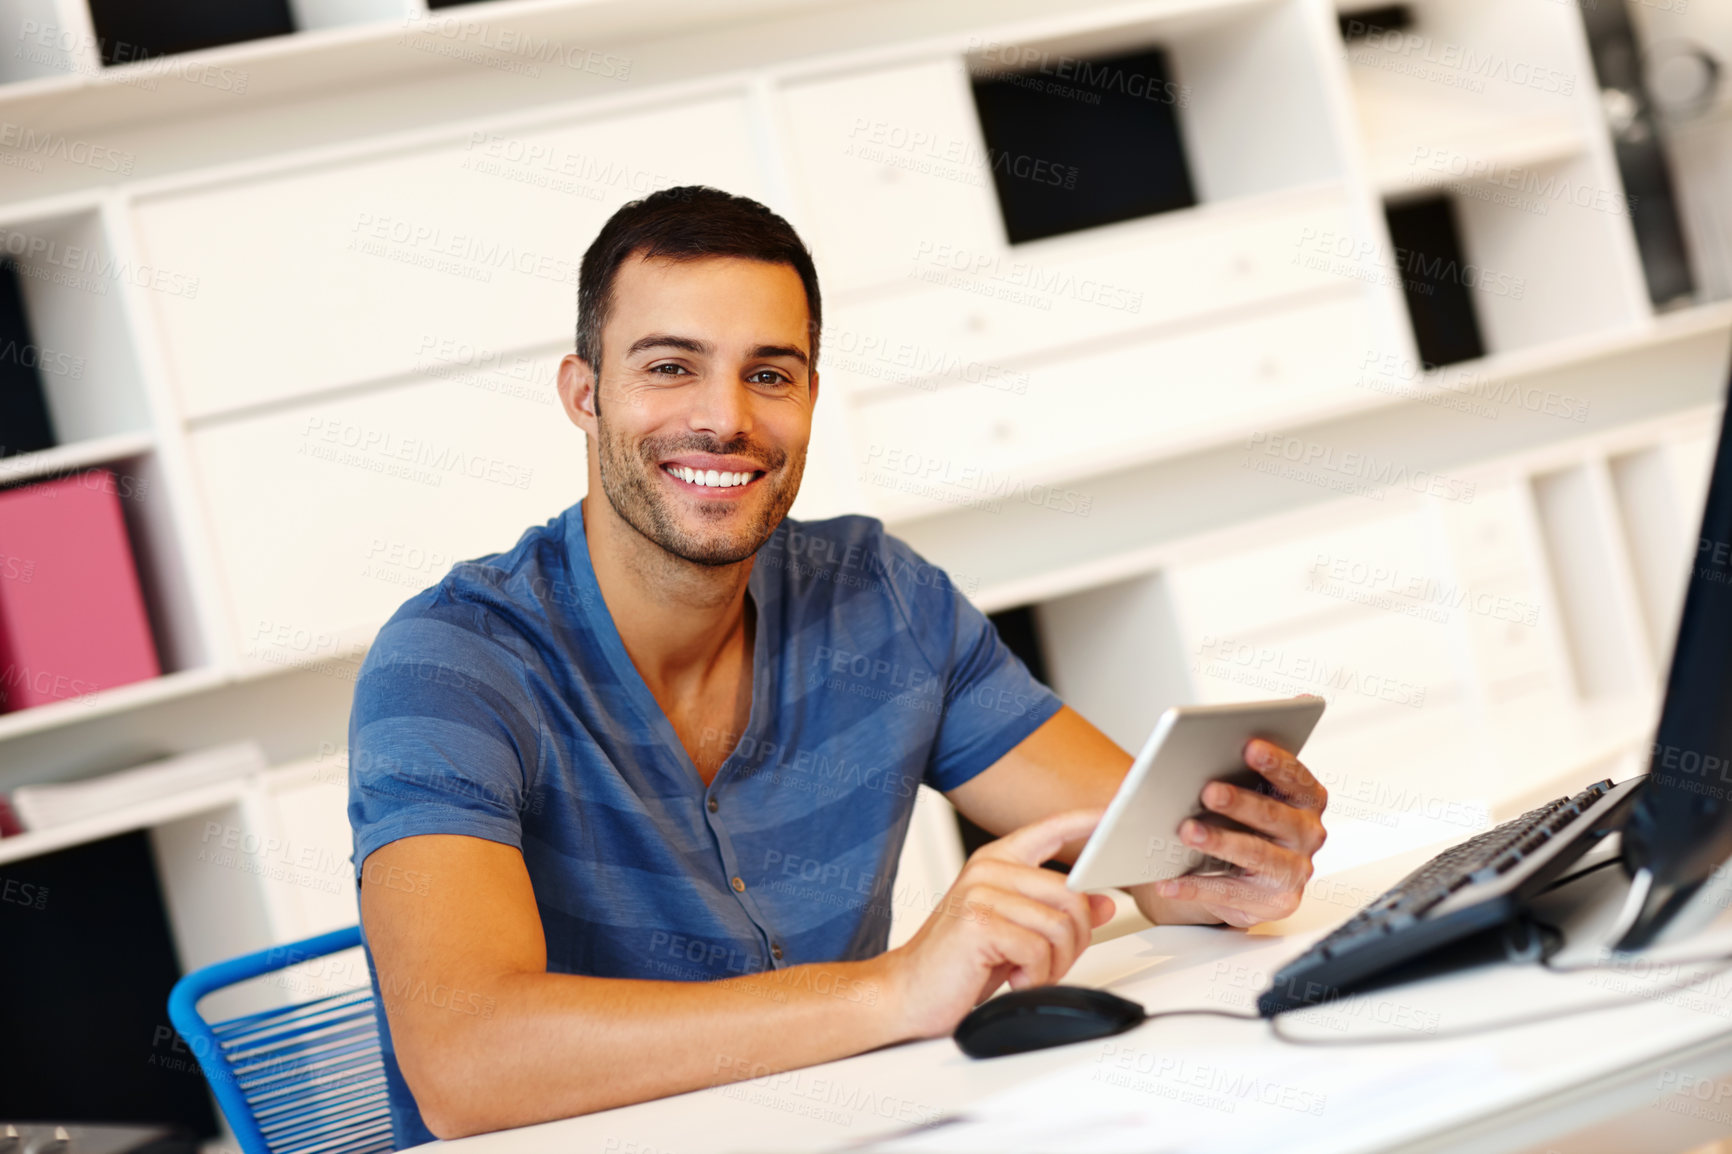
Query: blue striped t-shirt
346 500 1063 1144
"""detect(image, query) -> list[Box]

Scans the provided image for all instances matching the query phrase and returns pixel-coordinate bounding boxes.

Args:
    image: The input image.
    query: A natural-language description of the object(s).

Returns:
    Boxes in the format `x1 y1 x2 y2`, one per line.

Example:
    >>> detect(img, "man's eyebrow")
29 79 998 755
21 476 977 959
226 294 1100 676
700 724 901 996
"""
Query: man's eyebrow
626 334 712 358
626 334 809 368
751 344 809 367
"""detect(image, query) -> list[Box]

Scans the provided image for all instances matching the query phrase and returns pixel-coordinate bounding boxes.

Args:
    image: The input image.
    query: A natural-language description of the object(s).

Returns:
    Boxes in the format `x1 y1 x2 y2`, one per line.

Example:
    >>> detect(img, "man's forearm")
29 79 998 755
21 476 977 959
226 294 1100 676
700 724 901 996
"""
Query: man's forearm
400 954 909 1137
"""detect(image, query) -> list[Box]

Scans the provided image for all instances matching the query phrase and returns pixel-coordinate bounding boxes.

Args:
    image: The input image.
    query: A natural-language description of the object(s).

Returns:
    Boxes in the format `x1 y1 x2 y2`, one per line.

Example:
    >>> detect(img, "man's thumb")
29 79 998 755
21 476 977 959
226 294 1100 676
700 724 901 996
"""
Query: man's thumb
1088 893 1116 927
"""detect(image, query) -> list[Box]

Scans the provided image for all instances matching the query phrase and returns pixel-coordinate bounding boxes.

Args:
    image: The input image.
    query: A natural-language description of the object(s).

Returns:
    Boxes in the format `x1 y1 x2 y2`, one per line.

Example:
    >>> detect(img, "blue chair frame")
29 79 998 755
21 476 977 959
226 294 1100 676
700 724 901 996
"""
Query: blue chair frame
168 925 394 1154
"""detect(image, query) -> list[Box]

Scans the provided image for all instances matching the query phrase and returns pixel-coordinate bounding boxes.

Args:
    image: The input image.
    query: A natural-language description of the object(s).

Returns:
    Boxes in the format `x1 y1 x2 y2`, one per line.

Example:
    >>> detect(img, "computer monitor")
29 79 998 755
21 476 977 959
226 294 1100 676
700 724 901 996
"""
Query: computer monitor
1616 379 1732 950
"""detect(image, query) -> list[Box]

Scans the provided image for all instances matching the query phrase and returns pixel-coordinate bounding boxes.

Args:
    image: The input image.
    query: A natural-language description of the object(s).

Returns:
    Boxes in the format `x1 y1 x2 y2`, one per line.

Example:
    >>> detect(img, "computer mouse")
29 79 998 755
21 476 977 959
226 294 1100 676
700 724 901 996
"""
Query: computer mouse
953 985 1147 1058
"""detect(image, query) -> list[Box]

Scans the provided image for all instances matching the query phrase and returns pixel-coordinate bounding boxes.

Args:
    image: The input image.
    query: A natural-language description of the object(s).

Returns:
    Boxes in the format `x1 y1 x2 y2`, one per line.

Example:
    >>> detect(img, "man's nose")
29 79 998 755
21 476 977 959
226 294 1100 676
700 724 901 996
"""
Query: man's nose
686 374 752 438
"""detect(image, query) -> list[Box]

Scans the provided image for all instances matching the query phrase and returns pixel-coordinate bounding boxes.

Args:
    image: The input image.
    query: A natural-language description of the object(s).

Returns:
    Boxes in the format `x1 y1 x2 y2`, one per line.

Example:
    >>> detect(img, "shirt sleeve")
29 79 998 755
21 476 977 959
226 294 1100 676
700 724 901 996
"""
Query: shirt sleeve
875 530 1064 792
346 600 544 882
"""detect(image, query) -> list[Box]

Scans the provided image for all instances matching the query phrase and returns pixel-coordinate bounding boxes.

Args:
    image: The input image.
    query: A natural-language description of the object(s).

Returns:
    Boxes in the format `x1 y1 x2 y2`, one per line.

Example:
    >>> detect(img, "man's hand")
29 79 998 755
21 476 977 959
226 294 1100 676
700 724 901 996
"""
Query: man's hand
1129 738 1329 929
882 808 1117 1039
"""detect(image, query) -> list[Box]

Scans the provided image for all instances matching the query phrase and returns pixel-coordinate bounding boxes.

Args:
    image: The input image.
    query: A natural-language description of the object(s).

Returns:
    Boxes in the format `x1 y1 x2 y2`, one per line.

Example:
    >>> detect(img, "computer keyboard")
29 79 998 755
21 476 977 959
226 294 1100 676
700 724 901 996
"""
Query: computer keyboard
1257 776 1645 1015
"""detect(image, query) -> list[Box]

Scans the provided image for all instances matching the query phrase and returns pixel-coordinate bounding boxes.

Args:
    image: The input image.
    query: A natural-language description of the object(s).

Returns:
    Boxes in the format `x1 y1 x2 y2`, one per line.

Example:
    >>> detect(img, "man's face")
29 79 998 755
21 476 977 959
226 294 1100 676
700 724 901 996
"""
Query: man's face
561 253 818 567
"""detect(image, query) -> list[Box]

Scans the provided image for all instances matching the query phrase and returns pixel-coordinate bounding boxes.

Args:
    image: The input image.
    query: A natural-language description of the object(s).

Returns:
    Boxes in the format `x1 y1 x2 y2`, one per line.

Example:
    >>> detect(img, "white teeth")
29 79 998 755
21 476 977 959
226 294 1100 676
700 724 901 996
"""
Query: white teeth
666 465 757 488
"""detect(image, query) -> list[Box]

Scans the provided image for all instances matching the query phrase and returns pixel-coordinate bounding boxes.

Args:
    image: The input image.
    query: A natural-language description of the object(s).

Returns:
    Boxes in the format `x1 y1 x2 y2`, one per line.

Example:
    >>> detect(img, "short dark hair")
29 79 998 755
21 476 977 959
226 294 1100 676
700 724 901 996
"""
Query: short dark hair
575 185 822 381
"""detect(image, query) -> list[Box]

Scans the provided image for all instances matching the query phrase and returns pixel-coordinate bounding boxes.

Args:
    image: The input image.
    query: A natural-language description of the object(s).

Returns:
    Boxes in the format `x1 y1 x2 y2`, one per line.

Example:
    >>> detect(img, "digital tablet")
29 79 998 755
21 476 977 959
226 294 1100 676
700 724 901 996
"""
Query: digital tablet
1065 696 1327 893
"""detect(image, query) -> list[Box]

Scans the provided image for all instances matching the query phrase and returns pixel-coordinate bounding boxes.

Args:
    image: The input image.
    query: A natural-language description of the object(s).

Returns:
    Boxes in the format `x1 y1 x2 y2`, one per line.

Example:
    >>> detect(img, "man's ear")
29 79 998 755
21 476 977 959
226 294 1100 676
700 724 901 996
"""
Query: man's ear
557 353 598 433
808 367 820 408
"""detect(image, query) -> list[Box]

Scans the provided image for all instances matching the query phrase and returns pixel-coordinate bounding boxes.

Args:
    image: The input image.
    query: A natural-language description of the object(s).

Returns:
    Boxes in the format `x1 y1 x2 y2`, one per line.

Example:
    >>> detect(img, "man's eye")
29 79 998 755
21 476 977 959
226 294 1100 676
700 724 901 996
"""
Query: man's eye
649 363 689 376
749 370 790 385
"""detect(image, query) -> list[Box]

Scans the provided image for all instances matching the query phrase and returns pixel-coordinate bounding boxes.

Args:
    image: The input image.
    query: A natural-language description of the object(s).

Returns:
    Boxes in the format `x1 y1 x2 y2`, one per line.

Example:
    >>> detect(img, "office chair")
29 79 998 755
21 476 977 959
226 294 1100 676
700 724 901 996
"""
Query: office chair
167 925 394 1154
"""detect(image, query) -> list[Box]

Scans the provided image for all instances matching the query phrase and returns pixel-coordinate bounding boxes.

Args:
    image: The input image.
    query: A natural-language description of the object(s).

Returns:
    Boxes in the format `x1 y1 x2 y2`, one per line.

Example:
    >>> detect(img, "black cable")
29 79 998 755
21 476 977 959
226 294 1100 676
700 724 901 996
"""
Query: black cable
1536 854 1625 894
1538 943 1732 975
1141 1006 1262 1026
1111 849 1732 1049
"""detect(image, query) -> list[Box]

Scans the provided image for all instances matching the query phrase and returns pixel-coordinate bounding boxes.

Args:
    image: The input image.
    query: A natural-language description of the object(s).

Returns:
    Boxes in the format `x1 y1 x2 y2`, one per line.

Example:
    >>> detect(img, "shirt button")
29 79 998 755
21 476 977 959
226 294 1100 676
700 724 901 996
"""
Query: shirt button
731 876 746 893
771 943 784 961
707 797 719 814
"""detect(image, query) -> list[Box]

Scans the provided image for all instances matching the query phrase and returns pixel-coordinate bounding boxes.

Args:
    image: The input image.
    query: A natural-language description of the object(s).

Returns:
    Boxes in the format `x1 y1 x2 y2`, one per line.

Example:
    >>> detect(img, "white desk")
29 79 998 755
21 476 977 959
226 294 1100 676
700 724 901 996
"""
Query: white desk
422 842 1732 1154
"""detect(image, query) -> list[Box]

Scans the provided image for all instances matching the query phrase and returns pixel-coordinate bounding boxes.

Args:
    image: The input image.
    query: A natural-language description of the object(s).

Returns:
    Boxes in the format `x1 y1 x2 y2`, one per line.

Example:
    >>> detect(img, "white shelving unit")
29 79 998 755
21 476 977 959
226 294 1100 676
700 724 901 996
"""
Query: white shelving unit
1034 398 1720 873
0 0 1728 1106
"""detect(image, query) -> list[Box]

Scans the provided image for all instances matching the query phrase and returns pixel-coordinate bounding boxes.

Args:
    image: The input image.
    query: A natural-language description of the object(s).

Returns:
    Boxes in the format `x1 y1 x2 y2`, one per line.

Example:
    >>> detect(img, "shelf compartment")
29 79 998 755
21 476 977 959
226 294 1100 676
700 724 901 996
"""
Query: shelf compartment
0 464 159 715
1445 149 1649 356
975 0 1347 206
781 0 1347 299
81 0 421 66
1 2 97 85
1337 0 1597 151
0 450 208 699
0 207 153 444
288 0 420 33
1369 151 1650 370
1529 460 1655 701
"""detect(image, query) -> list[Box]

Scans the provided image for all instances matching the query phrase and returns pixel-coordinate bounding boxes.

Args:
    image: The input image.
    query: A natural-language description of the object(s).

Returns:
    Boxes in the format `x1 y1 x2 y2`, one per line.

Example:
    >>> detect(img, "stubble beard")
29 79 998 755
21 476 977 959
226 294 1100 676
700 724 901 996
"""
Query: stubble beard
595 410 805 568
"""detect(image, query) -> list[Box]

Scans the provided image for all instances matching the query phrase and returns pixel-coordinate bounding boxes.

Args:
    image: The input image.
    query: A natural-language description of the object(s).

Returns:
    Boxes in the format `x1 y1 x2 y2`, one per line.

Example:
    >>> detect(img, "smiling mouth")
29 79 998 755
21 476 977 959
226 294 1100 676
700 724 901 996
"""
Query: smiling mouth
661 464 766 492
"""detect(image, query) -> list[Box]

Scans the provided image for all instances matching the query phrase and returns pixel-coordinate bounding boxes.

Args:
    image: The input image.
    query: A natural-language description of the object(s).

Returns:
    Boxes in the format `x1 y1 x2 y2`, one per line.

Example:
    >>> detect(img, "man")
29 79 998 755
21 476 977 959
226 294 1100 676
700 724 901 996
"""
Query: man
348 185 1328 1142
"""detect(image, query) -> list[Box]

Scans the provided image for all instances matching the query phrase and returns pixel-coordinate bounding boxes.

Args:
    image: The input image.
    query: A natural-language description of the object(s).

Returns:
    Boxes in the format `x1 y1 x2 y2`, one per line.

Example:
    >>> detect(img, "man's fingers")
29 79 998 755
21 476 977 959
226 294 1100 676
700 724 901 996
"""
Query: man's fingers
1158 874 1300 923
1088 892 1116 927
1180 820 1311 890
1201 781 1327 855
978 807 1105 869
969 887 1084 985
976 963 1014 1005
1244 739 1327 812
966 858 1094 958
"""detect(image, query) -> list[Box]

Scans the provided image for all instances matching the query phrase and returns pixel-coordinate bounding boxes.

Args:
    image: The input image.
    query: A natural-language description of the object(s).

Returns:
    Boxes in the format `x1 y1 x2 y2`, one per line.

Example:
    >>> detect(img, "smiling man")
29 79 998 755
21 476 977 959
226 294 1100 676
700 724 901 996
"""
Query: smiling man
348 185 1329 1143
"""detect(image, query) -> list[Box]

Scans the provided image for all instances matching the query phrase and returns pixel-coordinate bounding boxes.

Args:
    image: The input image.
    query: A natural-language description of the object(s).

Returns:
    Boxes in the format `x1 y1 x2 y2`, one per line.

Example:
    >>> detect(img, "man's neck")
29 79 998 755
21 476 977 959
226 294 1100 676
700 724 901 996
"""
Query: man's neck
580 495 754 698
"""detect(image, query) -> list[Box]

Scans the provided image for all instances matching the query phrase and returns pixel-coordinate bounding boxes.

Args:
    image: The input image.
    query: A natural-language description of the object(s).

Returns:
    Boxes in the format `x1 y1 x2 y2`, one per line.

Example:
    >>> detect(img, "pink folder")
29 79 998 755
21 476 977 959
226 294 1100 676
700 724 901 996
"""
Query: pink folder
0 469 161 711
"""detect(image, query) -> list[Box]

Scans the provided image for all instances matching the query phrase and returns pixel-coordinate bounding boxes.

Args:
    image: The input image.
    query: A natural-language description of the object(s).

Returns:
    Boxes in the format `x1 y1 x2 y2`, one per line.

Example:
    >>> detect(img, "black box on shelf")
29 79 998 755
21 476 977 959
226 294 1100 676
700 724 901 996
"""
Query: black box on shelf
0 259 56 458
1337 5 1413 42
85 0 295 64
0 829 219 1135
1385 195 1488 369
969 44 1197 245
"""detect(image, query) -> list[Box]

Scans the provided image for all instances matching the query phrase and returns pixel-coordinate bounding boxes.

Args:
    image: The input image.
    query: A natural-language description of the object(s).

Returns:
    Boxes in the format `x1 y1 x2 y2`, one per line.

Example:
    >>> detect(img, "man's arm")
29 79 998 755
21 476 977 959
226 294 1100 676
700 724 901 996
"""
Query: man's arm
363 813 1115 1138
942 704 1329 927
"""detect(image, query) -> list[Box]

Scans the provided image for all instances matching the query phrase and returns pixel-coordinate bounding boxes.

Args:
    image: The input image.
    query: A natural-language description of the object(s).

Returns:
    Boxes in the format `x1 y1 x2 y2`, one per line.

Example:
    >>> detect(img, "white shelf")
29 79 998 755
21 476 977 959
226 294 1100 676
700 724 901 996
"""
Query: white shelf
0 766 251 865
1356 75 1588 196
0 0 846 140
0 666 225 743
951 300 1732 614
0 430 152 486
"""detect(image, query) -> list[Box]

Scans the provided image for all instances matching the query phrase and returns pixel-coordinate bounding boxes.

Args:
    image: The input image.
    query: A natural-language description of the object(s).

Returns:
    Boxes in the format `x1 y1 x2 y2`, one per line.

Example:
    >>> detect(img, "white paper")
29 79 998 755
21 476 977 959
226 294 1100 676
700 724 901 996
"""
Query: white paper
836 1042 1506 1154
11 741 267 829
